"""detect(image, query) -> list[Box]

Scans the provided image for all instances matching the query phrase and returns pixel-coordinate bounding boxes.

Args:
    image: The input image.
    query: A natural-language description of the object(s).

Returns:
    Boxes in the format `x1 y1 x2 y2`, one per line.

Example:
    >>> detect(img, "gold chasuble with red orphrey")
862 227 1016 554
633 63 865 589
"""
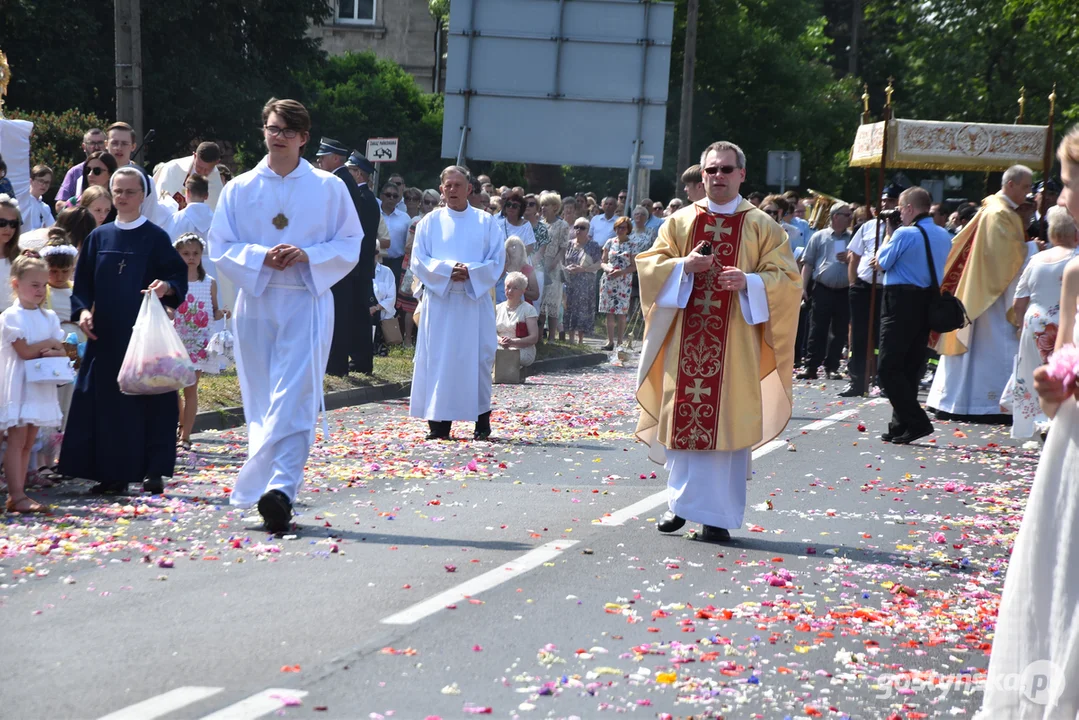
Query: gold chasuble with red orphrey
929 193 1027 354
634 200 802 465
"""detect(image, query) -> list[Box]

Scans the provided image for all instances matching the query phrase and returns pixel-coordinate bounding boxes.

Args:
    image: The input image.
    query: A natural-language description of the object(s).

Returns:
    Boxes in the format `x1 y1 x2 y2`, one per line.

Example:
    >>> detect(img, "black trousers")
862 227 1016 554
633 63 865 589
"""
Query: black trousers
805 284 849 372
878 285 933 434
848 280 883 390
795 282 812 366
327 273 374 376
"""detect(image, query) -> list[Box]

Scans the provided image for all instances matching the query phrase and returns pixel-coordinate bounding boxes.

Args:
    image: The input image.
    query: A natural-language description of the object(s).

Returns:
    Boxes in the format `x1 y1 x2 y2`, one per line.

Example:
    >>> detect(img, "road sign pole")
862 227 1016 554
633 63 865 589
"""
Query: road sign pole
780 152 788 194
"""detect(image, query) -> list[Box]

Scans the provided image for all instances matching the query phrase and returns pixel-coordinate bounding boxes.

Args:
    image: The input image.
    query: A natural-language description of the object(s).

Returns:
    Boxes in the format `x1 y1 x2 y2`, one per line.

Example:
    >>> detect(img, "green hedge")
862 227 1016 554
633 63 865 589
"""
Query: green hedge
6 107 108 192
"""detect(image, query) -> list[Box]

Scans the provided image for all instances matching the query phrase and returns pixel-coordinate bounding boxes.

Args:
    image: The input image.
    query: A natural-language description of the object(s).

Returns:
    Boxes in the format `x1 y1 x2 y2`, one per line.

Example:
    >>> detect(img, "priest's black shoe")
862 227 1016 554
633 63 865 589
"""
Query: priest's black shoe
656 511 685 533
258 489 293 533
426 420 452 441
890 425 933 445
143 476 165 495
473 411 492 441
796 368 818 380
837 385 864 398
88 483 127 496
697 525 731 543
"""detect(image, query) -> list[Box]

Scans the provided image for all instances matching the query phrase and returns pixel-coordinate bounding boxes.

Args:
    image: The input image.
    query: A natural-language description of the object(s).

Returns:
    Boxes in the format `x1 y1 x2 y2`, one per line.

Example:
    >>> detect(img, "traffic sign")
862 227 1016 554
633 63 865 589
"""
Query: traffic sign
366 137 399 163
766 150 801 192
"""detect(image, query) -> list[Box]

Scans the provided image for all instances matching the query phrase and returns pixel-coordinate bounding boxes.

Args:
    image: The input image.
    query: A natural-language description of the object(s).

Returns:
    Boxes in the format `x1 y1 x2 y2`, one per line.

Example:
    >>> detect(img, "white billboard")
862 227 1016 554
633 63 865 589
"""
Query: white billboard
442 0 675 169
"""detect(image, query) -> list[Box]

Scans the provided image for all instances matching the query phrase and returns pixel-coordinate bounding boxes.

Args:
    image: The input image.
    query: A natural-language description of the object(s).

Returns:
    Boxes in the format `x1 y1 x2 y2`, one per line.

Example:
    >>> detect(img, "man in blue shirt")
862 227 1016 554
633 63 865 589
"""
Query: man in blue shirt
870 187 953 444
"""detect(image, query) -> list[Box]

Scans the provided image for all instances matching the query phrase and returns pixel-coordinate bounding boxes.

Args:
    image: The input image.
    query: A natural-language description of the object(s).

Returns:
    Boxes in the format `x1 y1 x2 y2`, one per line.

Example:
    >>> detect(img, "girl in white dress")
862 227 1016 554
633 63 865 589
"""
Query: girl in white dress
39 236 80 473
172 234 226 448
976 130 1079 718
0 251 66 513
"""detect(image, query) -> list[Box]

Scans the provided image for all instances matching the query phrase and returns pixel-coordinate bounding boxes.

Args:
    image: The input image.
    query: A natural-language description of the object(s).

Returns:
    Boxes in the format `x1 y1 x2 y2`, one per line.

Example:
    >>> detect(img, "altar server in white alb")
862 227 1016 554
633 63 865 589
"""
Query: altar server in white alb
208 98 362 532
409 165 506 441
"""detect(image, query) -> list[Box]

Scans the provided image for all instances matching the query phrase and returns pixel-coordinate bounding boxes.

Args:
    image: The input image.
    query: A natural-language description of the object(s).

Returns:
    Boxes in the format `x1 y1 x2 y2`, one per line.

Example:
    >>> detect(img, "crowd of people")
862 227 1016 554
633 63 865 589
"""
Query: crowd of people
2 92 1079 714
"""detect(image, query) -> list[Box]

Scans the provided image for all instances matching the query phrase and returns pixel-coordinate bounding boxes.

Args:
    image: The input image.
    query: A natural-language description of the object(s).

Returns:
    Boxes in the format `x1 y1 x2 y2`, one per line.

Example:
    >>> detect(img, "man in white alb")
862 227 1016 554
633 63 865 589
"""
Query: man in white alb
409 165 506 440
154 141 225 211
208 98 362 532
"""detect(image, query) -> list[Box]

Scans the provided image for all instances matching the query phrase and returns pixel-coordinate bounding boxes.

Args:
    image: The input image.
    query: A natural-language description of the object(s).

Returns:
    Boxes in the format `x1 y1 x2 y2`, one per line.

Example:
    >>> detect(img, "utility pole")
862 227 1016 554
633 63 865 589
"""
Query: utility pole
849 0 861 77
675 0 699 198
114 0 143 139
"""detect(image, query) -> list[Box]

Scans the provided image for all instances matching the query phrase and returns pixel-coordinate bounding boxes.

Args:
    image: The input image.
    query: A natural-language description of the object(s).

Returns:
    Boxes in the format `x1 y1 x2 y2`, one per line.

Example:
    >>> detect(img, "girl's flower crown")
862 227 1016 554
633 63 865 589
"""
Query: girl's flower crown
174 232 206 249
40 244 79 258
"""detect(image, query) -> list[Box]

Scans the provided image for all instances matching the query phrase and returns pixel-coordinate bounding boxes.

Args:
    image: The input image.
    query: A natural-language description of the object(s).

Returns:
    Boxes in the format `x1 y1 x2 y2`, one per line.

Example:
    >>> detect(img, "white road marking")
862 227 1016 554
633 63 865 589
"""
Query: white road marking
97 686 223 720
377 400 884 626
594 400 883 526
199 689 309 720
381 539 578 625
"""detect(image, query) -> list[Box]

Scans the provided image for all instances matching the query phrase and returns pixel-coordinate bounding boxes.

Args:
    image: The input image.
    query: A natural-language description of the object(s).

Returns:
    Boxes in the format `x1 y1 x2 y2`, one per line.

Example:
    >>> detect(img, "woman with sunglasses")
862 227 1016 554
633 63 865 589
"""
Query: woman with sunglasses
72 151 118 204
497 192 535 262
420 189 441 216
0 193 23 312
402 187 423 218
563 219 603 344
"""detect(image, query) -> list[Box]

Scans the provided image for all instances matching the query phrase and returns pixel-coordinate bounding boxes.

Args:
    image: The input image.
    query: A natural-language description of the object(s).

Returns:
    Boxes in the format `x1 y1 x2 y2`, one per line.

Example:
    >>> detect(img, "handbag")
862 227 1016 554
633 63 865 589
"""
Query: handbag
26 356 76 386
917 224 969 334
515 320 529 338
381 318 403 345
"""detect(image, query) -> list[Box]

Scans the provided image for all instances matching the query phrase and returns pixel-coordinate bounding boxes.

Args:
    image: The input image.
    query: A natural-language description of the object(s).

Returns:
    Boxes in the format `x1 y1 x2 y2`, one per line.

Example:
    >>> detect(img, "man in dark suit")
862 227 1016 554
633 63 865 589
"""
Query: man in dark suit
316 138 375 375
346 151 383 357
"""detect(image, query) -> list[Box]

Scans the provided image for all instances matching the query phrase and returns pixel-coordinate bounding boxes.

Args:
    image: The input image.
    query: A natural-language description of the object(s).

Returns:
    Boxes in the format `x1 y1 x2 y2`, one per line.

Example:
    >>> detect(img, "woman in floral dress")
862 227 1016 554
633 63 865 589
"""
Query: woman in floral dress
1002 205 1078 439
563 218 603 344
598 217 635 350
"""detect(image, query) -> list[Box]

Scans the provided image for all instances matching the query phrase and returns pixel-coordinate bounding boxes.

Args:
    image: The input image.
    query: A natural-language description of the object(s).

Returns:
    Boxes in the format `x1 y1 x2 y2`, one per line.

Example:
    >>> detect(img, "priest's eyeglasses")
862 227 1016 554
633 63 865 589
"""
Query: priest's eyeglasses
264 125 300 139
704 164 739 176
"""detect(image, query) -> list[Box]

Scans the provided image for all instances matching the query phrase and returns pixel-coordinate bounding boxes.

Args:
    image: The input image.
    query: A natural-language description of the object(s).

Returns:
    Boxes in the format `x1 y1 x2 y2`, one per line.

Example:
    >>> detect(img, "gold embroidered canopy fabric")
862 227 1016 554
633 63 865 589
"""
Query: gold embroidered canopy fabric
849 119 1048 171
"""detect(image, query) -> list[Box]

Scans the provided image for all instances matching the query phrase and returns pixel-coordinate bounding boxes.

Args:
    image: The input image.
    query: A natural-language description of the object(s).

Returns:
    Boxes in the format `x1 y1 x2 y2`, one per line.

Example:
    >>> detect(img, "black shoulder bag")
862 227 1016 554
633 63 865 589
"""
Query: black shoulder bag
917 224 969 334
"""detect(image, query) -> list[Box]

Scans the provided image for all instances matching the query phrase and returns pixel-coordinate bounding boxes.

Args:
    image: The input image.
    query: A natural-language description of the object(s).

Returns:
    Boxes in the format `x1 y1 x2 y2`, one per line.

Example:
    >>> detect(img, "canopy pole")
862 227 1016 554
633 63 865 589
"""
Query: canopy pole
864 78 893 395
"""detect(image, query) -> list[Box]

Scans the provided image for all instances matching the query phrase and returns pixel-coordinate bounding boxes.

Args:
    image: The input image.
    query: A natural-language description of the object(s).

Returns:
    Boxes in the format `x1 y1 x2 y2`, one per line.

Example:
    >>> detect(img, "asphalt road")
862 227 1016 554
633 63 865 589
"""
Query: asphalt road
0 361 1038 720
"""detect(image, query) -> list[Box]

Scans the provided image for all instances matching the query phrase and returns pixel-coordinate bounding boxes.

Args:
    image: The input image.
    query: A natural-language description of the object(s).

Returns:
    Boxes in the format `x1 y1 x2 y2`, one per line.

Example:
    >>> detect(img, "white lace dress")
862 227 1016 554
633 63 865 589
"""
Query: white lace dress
976 311 1079 718
1002 251 1076 438
0 305 65 430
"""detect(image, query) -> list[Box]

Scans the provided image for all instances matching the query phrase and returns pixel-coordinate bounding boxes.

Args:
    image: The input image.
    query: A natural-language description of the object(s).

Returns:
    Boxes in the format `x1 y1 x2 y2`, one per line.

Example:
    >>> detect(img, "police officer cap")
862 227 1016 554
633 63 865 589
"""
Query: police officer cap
346 152 375 174
315 137 350 157
881 183 904 200
1040 178 1063 194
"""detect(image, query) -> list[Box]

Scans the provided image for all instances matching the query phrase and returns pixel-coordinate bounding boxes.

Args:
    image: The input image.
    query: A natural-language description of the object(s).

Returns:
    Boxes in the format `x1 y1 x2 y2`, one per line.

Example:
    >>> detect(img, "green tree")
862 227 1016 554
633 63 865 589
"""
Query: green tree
293 51 445 188
857 0 1079 146
661 0 860 201
0 0 332 167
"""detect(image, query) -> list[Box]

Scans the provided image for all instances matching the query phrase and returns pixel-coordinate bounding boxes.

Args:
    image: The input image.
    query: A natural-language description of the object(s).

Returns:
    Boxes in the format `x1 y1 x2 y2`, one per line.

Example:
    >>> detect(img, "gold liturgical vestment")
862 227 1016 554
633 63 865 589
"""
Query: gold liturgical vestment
930 193 1027 354
634 200 801 464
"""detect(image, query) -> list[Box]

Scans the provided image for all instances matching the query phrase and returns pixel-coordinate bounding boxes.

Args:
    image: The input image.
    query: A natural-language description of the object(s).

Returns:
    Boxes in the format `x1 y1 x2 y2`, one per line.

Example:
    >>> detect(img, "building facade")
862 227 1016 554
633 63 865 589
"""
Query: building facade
310 0 442 92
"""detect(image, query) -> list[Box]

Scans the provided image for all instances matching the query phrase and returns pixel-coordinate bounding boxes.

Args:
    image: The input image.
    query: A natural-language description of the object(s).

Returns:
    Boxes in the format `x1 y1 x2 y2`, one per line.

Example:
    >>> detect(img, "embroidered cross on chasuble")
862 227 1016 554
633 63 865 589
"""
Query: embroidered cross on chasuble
669 209 747 450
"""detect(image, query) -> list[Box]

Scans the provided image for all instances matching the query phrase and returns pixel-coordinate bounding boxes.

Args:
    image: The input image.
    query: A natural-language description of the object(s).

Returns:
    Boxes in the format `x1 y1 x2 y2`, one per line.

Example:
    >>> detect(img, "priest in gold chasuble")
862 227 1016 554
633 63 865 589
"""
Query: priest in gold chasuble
927 165 1036 418
635 141 801 542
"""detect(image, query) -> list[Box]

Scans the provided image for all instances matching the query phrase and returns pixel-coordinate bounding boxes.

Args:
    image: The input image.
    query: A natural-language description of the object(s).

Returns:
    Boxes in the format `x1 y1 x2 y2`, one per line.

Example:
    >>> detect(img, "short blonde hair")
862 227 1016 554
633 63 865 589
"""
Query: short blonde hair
505 271 528 290
1047 205 1078 245
539 191 561 213
1058 125 1079 167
